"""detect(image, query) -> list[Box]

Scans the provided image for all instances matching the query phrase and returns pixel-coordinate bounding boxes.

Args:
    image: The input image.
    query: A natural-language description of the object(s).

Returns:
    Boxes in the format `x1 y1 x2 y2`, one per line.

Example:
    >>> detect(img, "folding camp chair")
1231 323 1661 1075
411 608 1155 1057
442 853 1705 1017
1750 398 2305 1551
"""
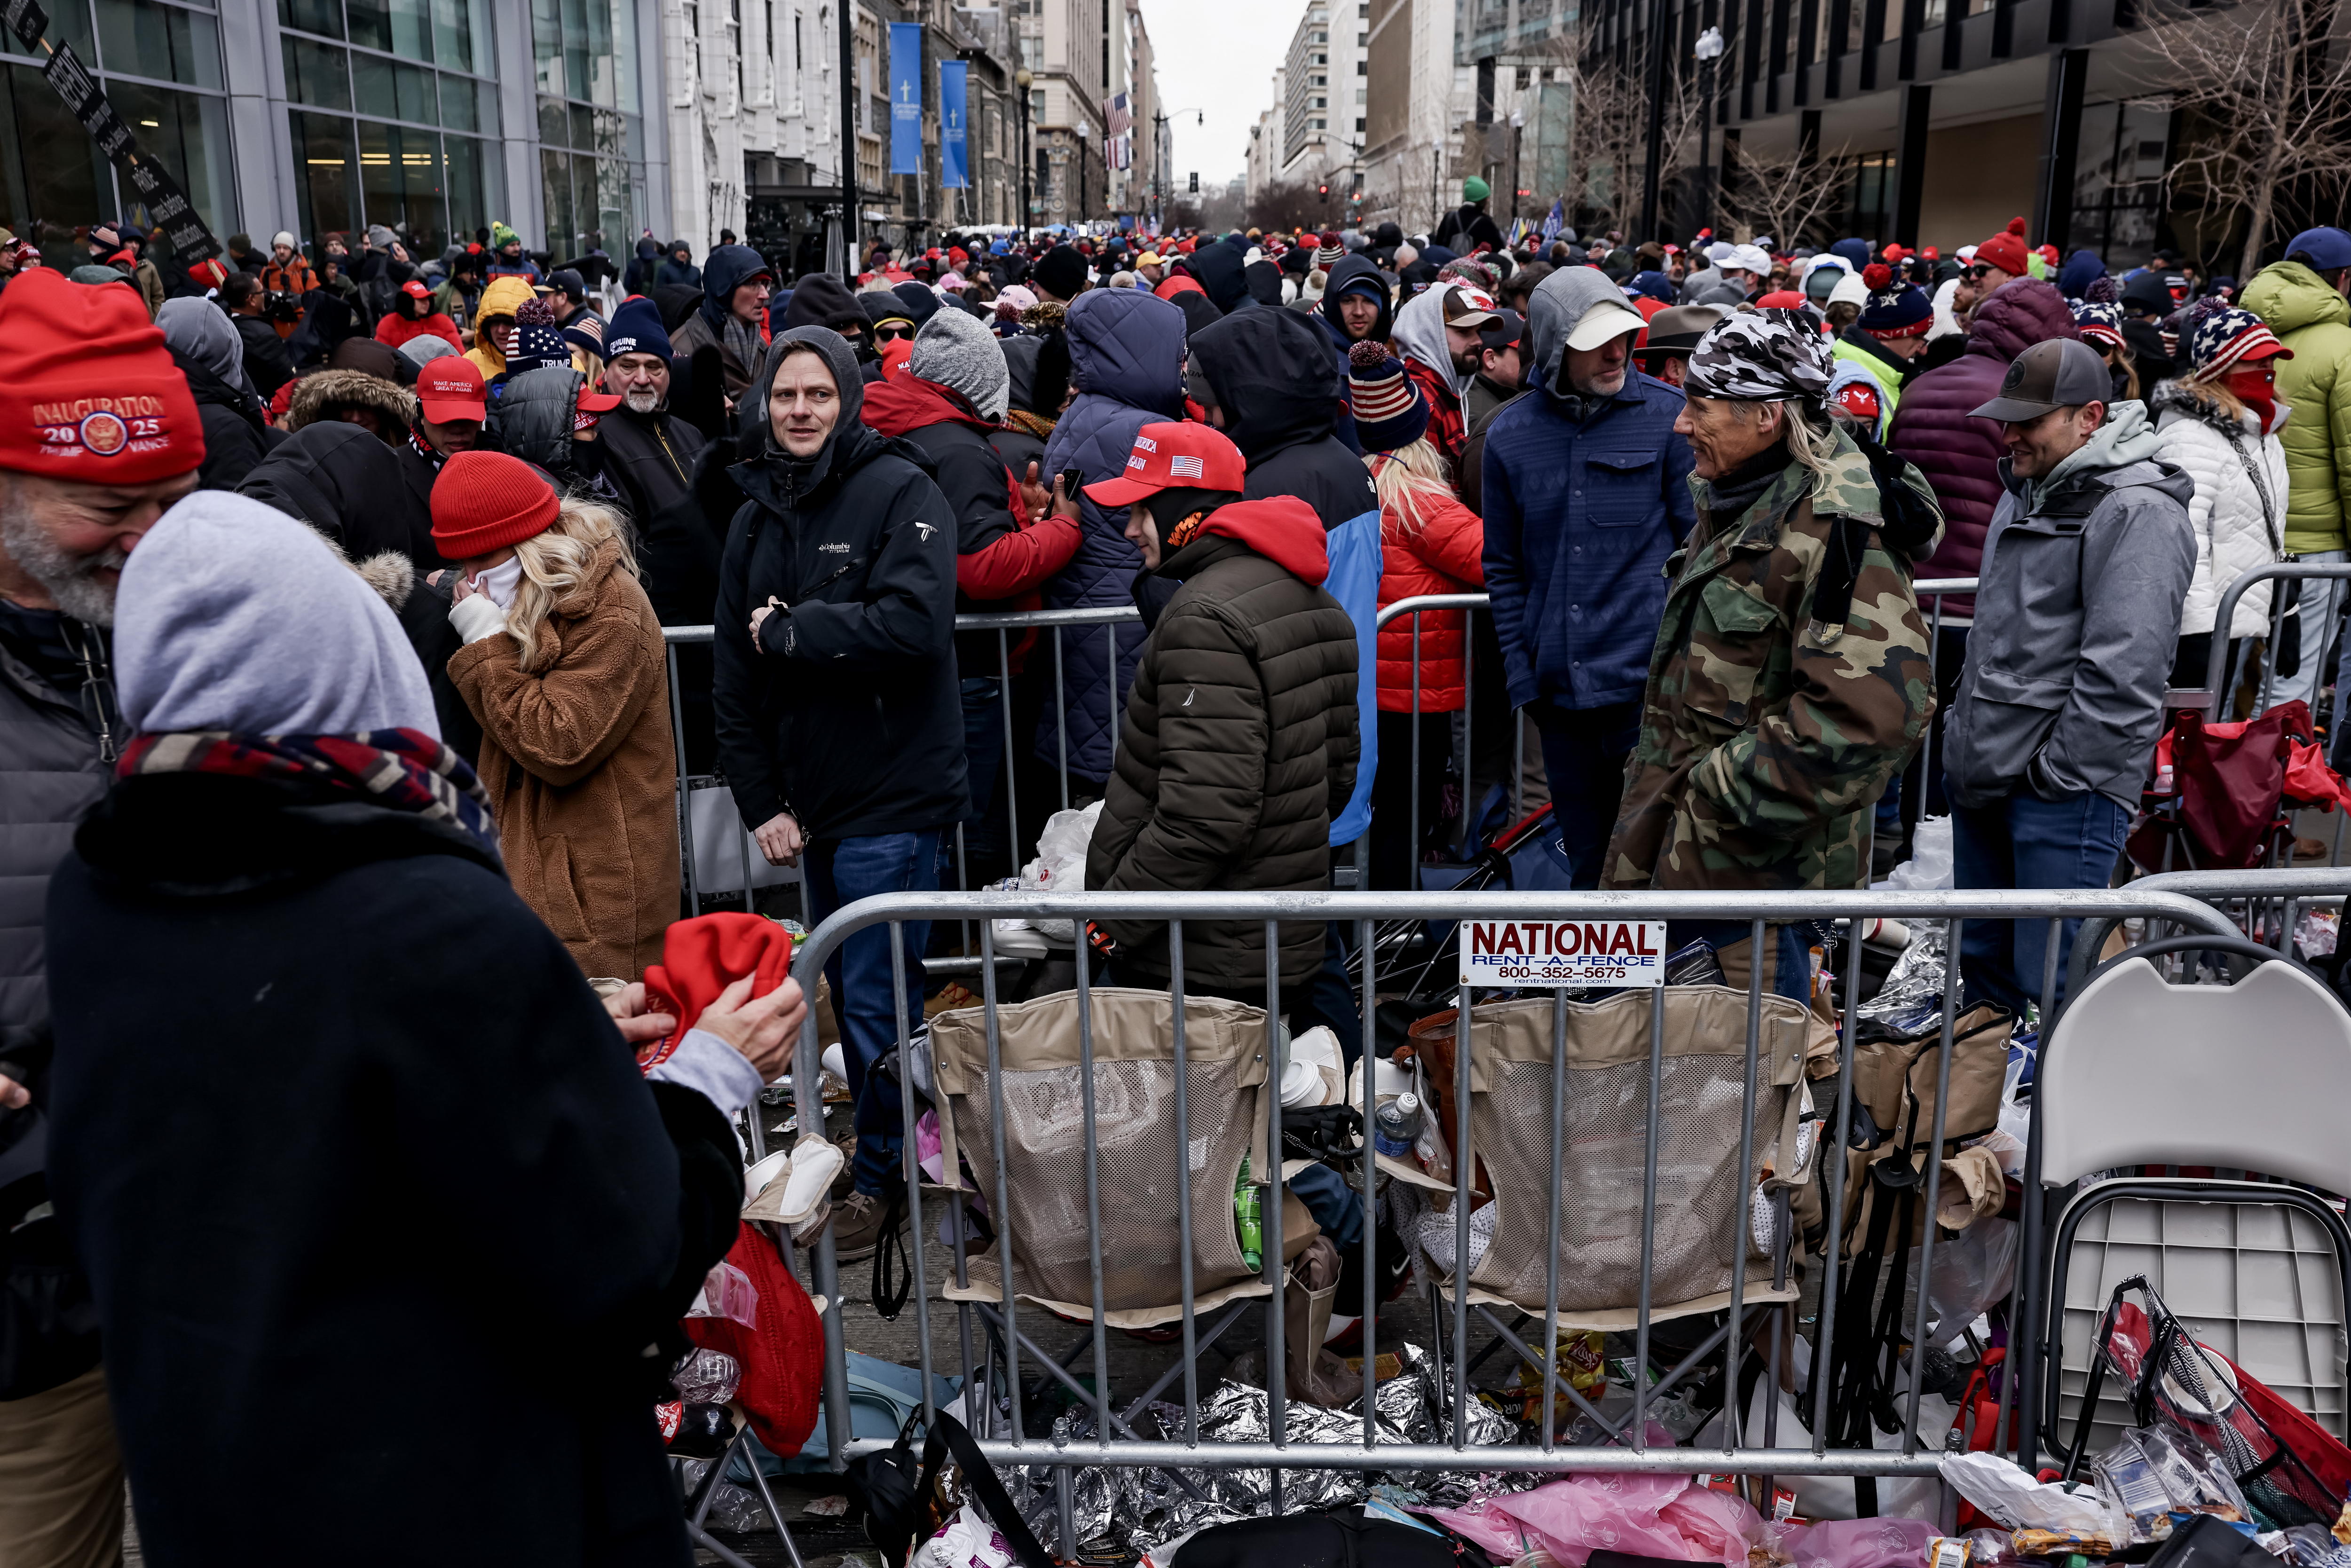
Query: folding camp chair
2027 934 2351 1468
1408 985 1815 1444
927 986 1326 1450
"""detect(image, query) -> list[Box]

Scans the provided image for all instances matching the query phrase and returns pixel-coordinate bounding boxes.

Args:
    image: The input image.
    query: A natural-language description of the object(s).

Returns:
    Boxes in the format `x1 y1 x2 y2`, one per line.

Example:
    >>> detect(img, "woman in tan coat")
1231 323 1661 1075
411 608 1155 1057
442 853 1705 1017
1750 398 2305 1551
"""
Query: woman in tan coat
434 449 678 978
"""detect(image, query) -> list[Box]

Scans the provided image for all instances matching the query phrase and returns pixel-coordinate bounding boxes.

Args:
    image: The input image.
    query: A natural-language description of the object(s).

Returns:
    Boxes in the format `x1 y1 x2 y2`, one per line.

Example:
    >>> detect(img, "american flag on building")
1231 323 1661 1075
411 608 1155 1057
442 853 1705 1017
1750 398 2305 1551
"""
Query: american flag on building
1104 92 1133 170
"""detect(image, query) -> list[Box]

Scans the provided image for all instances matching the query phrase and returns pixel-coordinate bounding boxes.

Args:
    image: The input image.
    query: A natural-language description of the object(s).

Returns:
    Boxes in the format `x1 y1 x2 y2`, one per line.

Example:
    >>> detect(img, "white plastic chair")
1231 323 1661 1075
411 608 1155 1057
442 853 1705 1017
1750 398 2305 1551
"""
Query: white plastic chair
2027 934 2351 1464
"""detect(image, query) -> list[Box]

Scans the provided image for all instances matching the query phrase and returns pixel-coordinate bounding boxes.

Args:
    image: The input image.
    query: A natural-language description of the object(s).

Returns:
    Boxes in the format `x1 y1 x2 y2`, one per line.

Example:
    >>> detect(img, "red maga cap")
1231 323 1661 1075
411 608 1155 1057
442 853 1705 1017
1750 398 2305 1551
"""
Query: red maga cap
1083 421 1246 507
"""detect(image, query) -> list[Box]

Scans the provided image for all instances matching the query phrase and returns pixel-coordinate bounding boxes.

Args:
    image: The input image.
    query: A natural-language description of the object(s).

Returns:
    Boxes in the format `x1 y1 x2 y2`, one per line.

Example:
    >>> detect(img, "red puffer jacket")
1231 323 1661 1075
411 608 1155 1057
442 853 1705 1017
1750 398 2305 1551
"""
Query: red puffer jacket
1373 457 1486 712
1887 279 2080 618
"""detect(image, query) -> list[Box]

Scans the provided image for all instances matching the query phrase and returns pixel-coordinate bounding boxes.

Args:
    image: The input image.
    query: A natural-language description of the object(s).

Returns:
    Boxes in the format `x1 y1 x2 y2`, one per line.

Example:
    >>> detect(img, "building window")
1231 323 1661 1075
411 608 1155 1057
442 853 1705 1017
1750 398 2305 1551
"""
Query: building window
0 0 237 255
531 0 644 246
271 0 505 250
2070 100 2171 268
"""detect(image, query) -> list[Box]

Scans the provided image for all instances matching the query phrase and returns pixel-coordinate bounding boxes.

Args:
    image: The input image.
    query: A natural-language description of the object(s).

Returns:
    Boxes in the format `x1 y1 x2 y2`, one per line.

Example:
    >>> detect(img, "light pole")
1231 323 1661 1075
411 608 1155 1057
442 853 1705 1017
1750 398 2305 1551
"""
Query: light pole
1693 26 1725 242
837 0 858 279
1015 67 1033 240
1636 0 1674 244
1151 107 1203 231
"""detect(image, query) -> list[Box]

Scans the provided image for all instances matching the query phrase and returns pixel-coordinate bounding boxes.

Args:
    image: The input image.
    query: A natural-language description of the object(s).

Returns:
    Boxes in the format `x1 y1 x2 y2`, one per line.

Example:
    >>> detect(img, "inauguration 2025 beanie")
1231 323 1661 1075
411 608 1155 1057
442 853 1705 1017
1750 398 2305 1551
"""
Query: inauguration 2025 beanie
0 265 204 483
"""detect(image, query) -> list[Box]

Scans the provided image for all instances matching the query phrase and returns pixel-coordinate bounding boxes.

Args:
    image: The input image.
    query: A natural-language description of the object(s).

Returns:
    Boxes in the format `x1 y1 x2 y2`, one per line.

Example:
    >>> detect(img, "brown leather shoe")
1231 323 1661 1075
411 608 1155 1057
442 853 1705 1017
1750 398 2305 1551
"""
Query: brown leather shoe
829 1189 900 1265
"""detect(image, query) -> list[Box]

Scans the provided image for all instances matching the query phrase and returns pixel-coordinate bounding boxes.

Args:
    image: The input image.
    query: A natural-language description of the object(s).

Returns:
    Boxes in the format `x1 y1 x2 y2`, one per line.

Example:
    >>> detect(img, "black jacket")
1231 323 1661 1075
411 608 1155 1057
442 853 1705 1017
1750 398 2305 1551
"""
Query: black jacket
239 422 438 567
174 351 275 492
712 328 970 841
1191 307 1378 520
868 390 1021 671
606 406 720 773
233 312 295 398
46 770 740 1566
1433 203 1506 253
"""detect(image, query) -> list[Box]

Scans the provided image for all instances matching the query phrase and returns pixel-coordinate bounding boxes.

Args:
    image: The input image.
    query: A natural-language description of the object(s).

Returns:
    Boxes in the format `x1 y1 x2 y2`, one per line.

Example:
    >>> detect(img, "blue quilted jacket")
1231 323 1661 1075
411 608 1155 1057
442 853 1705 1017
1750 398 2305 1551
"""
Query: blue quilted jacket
1038 289 1189 783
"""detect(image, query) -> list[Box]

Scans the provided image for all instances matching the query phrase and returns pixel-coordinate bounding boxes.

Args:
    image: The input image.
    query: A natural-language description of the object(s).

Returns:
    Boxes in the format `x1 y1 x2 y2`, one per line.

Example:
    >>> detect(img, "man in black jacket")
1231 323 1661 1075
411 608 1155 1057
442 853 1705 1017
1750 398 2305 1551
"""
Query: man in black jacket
1432 177 1507 254
712 326 966 1262
222 272 294 399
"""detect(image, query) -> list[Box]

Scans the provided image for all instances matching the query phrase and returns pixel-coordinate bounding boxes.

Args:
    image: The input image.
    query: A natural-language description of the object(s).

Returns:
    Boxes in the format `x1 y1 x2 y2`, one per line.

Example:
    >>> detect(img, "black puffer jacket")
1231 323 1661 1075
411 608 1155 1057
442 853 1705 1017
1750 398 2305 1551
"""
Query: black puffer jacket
1191 307 1376 519
239 422 437 567
1088 499 1358 991
712 328 970 842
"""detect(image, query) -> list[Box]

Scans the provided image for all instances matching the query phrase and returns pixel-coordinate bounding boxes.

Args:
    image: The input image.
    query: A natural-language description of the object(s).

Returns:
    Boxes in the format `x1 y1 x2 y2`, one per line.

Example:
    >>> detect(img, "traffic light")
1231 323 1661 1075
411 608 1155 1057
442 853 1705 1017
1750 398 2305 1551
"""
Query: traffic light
1188 171 1198 192
1318 182 1329 196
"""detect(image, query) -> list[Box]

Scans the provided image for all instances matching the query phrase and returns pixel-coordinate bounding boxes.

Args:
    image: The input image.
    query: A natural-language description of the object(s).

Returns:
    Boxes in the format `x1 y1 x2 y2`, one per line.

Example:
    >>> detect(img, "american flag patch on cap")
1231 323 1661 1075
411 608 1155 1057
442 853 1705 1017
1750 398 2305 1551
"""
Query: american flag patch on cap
1170 454 1203 478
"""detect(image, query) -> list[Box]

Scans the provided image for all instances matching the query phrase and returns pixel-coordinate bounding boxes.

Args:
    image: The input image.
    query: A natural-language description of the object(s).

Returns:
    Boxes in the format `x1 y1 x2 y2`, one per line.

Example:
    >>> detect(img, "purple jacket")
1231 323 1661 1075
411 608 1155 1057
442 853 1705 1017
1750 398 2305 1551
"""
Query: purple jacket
1887 280 2080 617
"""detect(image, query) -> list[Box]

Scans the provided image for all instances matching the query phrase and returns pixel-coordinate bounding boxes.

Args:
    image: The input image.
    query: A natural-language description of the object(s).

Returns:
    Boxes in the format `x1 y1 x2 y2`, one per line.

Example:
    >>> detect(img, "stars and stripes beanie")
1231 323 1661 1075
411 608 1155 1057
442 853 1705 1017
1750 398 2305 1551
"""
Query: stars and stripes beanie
1348 339 1431 453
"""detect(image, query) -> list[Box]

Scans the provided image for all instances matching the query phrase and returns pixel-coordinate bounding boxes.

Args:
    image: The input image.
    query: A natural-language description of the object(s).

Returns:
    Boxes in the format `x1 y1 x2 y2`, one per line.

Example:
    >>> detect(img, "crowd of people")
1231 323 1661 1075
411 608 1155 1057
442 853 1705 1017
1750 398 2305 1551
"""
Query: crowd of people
1 185 2347 1560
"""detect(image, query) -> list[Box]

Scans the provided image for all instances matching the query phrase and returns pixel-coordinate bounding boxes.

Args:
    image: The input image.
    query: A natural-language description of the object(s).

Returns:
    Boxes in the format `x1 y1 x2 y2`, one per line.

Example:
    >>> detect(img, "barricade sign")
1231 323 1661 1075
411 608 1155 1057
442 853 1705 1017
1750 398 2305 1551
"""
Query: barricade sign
1457 917 1667 987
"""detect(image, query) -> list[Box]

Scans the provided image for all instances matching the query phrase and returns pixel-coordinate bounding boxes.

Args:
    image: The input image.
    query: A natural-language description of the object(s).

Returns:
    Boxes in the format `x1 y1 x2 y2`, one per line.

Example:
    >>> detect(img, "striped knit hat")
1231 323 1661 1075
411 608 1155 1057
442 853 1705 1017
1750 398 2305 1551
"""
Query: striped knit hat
2072 300 2124 349
1316 231 1345 269
2183 302 2291 385
1348 339 1430 452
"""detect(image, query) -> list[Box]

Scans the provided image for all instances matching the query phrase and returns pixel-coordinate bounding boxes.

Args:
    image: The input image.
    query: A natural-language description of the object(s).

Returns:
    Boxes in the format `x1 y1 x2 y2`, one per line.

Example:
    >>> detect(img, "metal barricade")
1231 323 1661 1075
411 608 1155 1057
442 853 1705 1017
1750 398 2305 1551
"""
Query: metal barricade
779 883 2243 1547
2202 562 2351 725
662 607 1143 928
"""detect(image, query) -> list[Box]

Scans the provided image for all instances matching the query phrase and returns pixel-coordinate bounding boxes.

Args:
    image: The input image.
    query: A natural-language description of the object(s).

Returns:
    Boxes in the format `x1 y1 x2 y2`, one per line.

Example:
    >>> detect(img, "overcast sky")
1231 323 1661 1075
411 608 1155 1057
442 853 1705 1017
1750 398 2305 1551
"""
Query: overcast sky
1139 0 1300 186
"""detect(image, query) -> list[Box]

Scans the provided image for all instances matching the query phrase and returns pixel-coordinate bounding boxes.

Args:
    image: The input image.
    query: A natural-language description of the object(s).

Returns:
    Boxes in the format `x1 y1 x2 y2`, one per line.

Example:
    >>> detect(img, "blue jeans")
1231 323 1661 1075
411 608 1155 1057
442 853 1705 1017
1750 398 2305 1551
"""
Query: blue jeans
807 830 941 1196
1950 789 2131 1015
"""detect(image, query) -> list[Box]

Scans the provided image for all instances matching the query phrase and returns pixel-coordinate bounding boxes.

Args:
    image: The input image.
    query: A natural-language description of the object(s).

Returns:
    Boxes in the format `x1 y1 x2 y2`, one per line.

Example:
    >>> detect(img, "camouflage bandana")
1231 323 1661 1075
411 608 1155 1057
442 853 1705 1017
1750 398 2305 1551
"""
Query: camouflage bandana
1684 307 1833 411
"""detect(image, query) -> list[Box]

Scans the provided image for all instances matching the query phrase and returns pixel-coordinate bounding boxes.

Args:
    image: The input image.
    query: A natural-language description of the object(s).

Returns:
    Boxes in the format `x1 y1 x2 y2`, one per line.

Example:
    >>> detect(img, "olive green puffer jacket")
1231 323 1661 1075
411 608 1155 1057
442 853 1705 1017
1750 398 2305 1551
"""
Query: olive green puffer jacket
1087 500 1359 994
2241 260 2351 555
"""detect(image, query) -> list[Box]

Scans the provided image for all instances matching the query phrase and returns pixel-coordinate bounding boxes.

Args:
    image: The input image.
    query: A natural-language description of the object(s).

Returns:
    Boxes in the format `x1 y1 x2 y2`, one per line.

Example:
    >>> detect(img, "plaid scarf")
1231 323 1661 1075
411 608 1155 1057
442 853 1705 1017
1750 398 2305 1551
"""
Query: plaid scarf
118 728 501 863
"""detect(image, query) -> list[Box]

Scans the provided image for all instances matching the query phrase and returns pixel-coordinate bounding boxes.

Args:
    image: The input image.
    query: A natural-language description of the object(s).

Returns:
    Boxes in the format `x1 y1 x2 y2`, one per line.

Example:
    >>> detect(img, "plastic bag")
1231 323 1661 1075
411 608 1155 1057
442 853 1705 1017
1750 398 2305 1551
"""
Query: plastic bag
686 1260 758 1328
1778 1516 1940 1568
677 1458 771 1533
2092 1425 2251 1543
1873 816 1953 891
1490 1472 1701 1568
1926 1215 2020 1342
1940 1451 2121 1535
1026 801 1102 943
1693 1340 1949 1521
913 1501 1026 1568
672 1346 742 1406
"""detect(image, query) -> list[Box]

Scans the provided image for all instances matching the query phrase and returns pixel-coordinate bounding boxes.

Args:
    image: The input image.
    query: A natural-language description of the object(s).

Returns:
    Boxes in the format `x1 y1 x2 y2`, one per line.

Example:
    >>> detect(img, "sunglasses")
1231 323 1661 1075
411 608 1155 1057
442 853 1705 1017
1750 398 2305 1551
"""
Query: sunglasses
1964 264 1995 280
874 323 914 343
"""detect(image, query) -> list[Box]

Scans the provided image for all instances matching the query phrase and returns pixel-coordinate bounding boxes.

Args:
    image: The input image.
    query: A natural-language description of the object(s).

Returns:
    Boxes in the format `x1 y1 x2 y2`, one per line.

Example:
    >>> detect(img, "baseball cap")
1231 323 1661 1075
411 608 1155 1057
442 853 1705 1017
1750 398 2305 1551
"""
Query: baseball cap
1970 338 2113 422
401 279 432 300
1478 308 1525 355
1136 250 1162 267
572 384 623 430
2286 228 2351 270
1441 282 1500 330
417 355 488 422
1563 289 1649 353
1733 244 1772 276
1083 420 1247 507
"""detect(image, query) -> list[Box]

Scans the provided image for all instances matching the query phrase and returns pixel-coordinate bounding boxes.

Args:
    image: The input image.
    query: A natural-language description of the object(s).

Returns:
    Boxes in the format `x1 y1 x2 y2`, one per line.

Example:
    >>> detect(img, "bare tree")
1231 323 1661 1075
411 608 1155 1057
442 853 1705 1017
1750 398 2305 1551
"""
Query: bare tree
2124 0 2351 277
1245 177 1339 235
1725 139 1850 250
1537 24 1710 235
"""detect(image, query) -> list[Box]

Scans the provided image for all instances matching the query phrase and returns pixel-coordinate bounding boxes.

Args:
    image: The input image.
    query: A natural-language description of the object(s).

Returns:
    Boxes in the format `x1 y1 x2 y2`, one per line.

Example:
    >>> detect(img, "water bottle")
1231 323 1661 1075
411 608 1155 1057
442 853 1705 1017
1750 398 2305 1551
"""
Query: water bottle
1374 1092 1423 1158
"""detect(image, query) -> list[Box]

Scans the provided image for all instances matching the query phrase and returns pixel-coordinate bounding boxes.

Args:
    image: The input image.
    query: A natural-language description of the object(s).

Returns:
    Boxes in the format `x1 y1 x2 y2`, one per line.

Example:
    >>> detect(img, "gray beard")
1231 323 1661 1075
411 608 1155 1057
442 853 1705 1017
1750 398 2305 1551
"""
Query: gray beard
624 386 662 414
0 488 127 625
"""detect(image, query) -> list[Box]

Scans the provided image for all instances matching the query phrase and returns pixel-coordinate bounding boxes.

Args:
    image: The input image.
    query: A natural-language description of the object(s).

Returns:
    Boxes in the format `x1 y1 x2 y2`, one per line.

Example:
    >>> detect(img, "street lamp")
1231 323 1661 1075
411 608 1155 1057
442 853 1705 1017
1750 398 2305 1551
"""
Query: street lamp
1693 26 1725 241
1016 67 1033 240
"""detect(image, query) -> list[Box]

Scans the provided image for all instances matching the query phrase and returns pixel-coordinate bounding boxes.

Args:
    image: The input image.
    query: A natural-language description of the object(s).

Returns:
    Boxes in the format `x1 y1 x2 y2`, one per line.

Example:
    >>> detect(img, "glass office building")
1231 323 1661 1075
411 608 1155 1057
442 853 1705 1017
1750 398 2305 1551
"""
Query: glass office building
0 0 664 262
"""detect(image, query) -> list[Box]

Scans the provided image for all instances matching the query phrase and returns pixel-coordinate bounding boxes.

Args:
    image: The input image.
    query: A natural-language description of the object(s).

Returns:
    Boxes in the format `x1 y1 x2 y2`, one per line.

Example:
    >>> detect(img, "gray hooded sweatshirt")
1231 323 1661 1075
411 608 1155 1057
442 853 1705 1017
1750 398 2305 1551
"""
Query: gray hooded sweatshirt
1943 399 2196 811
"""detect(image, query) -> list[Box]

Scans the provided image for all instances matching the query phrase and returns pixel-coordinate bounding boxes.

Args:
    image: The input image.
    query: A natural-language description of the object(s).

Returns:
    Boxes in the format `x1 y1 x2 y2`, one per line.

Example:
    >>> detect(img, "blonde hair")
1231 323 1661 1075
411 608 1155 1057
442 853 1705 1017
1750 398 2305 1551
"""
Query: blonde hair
1365 438 1456 536
1728 398 1842 494
503 498 639 672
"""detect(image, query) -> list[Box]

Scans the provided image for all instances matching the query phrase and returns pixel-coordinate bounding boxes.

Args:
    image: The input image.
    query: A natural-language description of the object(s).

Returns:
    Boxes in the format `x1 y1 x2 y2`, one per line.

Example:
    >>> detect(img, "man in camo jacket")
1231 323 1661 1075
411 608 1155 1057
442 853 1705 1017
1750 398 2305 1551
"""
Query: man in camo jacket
1601 308 1942 996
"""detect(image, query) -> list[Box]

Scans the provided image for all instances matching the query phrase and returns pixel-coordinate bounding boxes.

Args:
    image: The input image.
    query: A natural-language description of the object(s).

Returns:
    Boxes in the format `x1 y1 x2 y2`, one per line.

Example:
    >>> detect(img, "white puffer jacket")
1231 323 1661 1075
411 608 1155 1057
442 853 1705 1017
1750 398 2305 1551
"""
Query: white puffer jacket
2151 381 2289 639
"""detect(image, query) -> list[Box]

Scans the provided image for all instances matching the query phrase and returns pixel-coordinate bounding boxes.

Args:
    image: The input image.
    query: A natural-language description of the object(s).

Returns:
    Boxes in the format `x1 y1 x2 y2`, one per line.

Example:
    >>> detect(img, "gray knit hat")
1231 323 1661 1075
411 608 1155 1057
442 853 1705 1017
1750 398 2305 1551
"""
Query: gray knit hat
910 305 1010 422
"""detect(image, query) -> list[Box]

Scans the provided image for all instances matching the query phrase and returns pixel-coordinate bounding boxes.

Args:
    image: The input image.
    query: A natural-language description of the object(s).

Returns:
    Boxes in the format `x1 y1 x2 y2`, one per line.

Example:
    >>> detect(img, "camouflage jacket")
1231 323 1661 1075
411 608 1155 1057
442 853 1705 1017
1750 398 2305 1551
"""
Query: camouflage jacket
1601 429 1941 891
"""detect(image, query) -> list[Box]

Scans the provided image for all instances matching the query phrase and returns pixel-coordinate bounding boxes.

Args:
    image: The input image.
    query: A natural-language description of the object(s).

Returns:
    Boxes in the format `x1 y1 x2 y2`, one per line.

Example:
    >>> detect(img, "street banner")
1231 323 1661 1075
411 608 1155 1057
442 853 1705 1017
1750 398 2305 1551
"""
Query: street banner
888 22 922 176
939 58 967 188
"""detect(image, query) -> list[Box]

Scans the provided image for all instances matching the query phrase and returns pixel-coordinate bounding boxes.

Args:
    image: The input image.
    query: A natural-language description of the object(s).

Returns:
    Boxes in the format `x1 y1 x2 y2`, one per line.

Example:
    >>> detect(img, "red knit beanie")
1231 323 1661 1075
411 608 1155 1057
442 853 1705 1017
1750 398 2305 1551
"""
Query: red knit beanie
639 913 795 1070
0 265 203 484
429 449 559 559
1974 217 2030 279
